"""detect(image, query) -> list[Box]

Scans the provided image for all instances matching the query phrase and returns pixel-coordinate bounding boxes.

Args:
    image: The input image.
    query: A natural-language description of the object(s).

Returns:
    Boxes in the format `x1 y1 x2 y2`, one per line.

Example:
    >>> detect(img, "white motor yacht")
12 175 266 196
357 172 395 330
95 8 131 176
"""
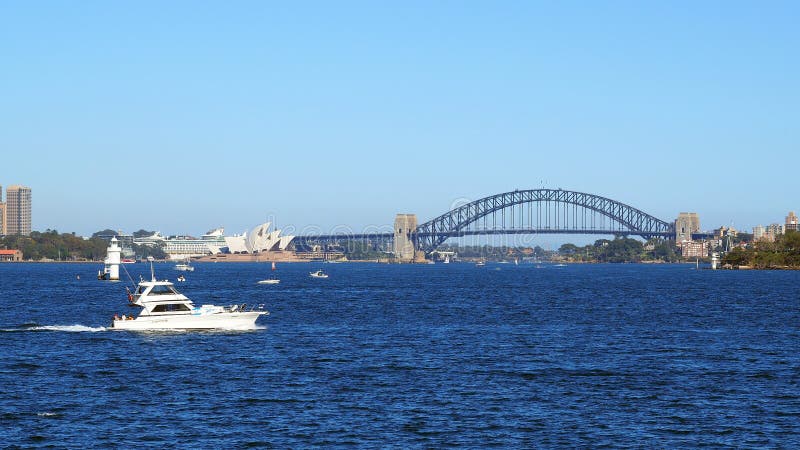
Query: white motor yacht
112 269 267 330
309 270 329 279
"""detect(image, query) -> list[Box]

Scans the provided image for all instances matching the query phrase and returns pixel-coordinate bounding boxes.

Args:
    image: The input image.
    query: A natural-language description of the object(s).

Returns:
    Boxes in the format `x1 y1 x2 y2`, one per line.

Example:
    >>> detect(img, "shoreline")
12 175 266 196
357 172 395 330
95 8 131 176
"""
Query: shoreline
4 259 800 270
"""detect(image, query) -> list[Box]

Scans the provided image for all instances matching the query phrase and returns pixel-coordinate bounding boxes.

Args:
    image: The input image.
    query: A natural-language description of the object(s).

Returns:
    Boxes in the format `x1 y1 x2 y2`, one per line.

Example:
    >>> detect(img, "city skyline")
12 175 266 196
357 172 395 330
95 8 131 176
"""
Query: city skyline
6 180 798 251
1 2 797 238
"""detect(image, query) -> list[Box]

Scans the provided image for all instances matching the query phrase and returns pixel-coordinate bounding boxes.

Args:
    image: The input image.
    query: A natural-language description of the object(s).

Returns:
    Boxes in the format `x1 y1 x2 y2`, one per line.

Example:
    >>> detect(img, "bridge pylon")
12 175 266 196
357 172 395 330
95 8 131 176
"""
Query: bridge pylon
393 214 418 261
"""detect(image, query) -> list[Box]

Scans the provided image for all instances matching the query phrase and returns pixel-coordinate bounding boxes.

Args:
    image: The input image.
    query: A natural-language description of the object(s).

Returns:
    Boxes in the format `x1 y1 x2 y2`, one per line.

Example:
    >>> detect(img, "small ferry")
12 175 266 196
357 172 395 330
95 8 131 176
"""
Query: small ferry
309 270 329 279
112 267 267 330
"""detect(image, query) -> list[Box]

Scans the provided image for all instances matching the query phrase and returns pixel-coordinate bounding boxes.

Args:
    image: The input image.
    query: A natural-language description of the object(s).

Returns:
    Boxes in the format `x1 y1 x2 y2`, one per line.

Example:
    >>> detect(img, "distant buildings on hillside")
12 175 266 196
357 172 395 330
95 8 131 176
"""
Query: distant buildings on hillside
751 211 798 243
99 223 295 260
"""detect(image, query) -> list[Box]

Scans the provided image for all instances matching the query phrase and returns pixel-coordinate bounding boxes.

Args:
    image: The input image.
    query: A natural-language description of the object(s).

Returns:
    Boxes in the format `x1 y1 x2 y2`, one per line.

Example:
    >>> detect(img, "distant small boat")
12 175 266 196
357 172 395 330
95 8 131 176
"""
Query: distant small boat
309 269 329 279
475 260 486 267
177 275 186 282
175 259 194 272
121 258 136 264
258 262 280 284
554 263 567 267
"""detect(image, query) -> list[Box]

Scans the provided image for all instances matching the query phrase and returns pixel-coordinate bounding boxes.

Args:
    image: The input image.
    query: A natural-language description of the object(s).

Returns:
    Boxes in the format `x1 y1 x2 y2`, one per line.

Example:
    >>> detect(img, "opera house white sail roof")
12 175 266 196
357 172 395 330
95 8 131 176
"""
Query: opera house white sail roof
134 223 294 259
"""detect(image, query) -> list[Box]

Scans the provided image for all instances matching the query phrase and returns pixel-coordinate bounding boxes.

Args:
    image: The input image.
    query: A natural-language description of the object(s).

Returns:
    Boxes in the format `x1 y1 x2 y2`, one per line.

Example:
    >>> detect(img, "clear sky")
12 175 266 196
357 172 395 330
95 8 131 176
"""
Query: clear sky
1 1 797 244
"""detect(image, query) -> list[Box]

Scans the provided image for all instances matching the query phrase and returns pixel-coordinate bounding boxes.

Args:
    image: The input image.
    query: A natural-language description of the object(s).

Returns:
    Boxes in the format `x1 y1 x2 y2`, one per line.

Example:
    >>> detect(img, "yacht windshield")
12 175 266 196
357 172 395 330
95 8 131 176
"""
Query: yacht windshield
149 285 179 295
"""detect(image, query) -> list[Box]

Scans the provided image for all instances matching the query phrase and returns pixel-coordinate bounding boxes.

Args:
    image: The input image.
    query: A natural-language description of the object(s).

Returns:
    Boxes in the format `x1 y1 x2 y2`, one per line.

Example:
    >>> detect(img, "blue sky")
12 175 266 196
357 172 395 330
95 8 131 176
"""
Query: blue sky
1 1 797 244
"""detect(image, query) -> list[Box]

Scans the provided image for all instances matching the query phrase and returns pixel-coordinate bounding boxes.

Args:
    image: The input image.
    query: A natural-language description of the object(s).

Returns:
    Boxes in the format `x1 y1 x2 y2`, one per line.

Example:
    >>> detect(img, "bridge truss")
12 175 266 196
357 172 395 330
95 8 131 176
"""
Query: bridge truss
414 189 674 253
294 189 675 254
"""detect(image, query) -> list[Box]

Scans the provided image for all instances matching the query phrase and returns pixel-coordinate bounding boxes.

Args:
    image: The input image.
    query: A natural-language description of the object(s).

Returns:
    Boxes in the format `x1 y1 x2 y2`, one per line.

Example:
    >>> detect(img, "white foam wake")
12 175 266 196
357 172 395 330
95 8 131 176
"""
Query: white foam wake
31 325 108 332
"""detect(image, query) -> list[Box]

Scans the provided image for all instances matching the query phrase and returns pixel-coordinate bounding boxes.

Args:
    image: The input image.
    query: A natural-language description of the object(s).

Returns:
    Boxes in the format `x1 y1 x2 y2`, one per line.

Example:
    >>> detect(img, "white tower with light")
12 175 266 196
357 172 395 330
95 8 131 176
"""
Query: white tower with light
103 237 122 281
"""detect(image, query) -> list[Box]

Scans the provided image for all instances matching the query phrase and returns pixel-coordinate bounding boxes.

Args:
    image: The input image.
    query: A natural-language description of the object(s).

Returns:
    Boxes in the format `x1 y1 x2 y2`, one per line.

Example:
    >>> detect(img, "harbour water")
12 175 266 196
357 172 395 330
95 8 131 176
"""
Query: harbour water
1 262 798 447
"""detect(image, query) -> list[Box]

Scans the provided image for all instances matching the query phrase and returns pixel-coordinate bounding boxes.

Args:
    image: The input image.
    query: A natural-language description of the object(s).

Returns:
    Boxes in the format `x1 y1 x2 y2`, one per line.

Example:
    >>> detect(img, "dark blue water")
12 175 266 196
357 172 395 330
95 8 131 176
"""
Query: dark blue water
1 262 799 447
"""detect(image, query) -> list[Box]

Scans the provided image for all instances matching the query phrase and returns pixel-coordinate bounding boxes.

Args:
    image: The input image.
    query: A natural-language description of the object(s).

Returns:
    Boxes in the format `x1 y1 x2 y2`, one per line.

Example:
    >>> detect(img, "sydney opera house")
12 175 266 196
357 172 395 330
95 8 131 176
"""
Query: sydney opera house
134 223 294 260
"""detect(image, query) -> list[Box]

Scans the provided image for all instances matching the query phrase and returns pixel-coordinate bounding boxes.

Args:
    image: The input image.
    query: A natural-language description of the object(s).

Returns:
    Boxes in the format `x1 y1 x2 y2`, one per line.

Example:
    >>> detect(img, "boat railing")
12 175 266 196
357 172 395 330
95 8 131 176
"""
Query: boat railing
224 304 267 313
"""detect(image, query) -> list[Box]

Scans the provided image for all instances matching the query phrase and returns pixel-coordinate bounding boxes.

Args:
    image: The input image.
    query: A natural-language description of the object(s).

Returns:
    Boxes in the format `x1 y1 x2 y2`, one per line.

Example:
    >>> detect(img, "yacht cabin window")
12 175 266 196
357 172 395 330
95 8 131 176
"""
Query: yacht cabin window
151 304 191 312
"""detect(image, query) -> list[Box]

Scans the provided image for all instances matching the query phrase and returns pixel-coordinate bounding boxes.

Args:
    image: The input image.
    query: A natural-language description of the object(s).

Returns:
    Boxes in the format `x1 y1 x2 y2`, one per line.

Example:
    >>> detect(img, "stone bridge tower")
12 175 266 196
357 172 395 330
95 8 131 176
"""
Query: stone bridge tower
393 214 417 261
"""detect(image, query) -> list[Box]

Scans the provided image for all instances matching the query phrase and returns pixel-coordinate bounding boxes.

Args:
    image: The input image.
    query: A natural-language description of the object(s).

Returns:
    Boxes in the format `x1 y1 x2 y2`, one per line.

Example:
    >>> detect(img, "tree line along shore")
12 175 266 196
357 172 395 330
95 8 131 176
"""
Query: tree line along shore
3 230 800 269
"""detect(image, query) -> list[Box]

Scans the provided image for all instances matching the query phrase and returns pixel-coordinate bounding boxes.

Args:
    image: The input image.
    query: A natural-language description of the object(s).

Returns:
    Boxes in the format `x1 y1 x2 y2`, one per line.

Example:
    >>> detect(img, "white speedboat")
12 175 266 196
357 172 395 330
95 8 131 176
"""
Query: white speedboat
175 260 195 272
309 270 329 279
112 269 267 330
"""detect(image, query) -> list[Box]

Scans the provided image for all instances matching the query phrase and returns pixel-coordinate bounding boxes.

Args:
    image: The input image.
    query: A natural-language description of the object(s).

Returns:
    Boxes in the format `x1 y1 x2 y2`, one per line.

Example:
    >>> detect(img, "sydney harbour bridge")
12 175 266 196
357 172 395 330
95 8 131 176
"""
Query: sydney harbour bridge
294 189 676 258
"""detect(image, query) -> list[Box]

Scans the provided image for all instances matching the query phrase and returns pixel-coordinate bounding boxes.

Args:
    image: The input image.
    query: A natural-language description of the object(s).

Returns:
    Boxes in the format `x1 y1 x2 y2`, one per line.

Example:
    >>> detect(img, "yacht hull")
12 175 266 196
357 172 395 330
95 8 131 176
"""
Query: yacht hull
112 312 264 330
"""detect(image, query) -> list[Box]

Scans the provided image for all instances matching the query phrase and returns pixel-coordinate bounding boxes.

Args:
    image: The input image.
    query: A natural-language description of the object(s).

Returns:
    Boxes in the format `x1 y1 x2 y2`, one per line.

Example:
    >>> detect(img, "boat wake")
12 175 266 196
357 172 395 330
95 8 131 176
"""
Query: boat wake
32 325 108 332
0 324 109 333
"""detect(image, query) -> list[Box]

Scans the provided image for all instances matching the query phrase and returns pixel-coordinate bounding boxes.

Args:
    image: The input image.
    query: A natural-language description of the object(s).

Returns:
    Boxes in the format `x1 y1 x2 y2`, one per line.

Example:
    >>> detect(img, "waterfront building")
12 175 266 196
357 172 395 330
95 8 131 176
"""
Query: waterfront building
0 249 23 262
5 185 31 236
675 212 700 244
786 211 798 232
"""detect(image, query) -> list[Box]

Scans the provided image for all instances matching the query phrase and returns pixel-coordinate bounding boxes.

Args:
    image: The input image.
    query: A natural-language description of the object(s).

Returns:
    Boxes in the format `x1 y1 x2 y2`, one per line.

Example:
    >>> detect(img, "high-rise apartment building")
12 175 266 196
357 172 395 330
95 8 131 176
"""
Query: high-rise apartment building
5 185 32 236
0 185 5 235
753 225 765 241
0 202 5 236
765 223 784 241
786 211 798 232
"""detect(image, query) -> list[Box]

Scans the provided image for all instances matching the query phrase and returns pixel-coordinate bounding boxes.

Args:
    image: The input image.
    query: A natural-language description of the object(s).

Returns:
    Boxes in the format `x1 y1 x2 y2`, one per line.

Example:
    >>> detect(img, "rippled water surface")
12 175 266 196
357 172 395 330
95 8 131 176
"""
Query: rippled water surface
1 262 799 447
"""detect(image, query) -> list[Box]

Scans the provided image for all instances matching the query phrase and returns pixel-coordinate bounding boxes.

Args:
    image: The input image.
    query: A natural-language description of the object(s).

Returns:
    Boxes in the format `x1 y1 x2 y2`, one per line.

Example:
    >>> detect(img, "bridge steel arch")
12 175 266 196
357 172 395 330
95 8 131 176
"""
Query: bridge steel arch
414 189 674 253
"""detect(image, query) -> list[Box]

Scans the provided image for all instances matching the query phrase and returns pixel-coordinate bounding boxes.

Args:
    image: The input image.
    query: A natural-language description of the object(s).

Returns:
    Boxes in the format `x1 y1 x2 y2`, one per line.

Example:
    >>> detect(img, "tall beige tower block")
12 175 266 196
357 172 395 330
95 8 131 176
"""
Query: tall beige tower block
6 185 31 236
0 183 5 235
393 214 417 261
